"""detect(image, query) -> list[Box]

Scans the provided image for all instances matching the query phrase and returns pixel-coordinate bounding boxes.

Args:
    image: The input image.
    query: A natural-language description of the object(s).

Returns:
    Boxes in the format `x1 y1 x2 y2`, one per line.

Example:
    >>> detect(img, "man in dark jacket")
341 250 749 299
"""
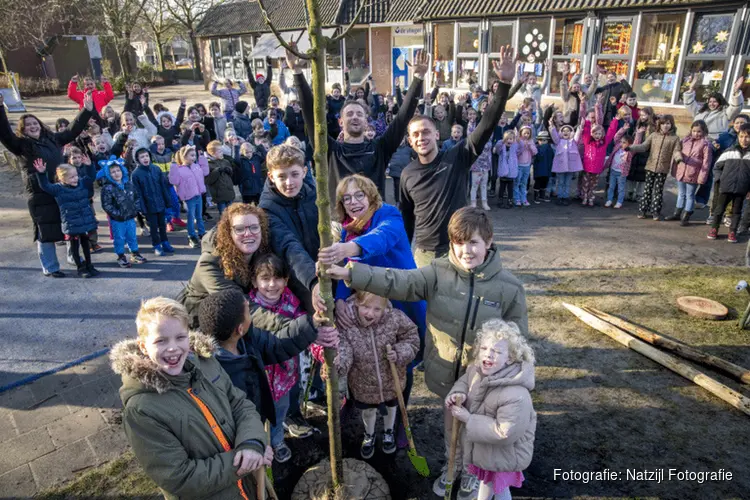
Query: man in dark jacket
593 70 633 127
708 123 750 243
245 56 273 111
284 97 306 143
131 147 175 255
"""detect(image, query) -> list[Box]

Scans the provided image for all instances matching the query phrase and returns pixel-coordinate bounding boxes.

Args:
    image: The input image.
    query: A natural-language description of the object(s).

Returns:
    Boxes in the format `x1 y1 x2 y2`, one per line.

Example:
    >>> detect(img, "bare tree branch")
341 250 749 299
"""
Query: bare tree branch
256 0 311 60
329 0 371 43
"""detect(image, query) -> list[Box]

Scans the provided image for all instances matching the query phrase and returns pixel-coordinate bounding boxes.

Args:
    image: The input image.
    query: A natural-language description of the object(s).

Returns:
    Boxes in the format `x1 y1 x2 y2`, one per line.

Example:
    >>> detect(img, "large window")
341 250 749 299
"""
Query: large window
489 22 516 85
433 23 455 87
633 13 684 103
210 36 247 80
596 18 633 85
680 13 736 103
456 23 480 88
551 17 584 93
345 28 370 85
518 18 551 86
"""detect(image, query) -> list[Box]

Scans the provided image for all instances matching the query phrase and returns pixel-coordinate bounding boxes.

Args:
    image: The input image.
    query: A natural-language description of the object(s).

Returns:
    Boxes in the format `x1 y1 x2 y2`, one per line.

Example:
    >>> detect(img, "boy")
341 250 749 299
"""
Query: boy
111 297 271 499
325 207 528 499
244 56 273 111
89 134 112 166
209 102 228 145
67 147 102 254
440 124 464 152
150 135 186 231
238 142 265 205
205 140 237 215
533 130 555 203
258 144 319 313
99 159 148 267
708 123 750 243
131 147 175 256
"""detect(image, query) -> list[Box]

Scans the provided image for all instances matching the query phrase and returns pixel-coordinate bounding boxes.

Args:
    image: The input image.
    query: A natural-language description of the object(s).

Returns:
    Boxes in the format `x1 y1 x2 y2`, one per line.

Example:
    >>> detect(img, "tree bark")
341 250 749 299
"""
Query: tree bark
154 36 166 72
189 30 202 81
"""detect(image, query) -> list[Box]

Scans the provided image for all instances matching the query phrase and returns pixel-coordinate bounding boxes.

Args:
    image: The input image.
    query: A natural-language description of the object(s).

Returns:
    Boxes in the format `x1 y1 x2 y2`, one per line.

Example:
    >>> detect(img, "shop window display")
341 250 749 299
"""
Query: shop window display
633 13 684 103
433 23 455 87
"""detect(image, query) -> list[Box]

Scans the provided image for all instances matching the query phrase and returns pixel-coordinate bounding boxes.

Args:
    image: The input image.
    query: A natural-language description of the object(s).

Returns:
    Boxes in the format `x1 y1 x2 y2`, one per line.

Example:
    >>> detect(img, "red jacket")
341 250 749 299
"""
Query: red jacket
582 119 619 175
67 81 114 113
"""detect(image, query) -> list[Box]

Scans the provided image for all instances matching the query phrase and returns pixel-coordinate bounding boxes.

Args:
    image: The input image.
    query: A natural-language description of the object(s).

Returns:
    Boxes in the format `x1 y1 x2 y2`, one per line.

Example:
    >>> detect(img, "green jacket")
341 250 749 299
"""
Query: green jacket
349 245 527 398
111 332 268 500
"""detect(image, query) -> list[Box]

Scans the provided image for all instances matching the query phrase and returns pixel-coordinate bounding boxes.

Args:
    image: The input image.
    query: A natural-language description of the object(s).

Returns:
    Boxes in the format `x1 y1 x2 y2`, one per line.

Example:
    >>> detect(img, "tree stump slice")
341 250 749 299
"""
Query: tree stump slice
676 296 729 320
291 458 391 500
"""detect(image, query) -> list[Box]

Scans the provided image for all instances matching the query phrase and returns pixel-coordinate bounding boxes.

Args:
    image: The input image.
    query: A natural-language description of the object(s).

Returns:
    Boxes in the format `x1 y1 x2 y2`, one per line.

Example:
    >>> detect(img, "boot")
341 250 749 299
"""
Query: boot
470 199 477 208
680 210 693 226
665 208 683 221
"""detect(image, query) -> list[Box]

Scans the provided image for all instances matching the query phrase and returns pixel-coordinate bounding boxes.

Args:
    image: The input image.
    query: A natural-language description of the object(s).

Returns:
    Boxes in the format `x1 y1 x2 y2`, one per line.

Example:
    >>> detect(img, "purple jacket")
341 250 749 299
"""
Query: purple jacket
471 141 494 172
210 81 247 113
496 142 519 179
168 155 209 201
550 127 583 174
516 138 538 166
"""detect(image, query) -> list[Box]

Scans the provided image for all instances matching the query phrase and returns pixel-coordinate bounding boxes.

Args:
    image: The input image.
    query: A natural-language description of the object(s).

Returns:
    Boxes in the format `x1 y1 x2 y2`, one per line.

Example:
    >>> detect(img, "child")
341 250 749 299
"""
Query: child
205 140 237 216
335 291 419 458
264 109 290 146
514 126 538 206
237 142 264 205
707 123 750 243
131 147 175 255
169 145 209 247
211 78 248 119
99 157 148 267
232 101 254 140
248 254 306 463
470 140 494 211
33 159 100 278
388 138 414 205
441 124 464 152
250 118 267 146
89 134 112 166
325 207 528 500
114 110 157 152
182 107 212 151
627 115 682 220
603 133 635 209
666 120 712 226
209 102 228 142
533 130 554 203
147 97 185 147
626 107 656 202
580 116 620 206
55 118 70 133
495 131 519 209
549 122 583 206
150 135 185 231
111 297 271 499
365 124 377 141
465 108 479 135
446 319 536 500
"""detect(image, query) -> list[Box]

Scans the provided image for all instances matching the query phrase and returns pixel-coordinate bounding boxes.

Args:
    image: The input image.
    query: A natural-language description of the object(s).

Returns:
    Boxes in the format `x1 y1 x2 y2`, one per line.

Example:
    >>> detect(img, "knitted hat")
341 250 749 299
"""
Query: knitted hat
537 130 551 141
256 73 265 81
235 101 249 114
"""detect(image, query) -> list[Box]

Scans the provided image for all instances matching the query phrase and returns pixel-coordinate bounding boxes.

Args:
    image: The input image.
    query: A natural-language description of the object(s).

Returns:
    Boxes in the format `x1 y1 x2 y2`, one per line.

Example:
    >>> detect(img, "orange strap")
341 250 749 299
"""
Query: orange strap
187 388 251 500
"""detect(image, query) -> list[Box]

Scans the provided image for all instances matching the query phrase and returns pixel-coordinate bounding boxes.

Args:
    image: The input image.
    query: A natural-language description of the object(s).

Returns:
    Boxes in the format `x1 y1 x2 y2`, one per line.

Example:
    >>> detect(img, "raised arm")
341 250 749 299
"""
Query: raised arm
245 59 257 89
287 49 320 146
0 100 24 155
67 78 83 107
210 81 221 97
265 56 273 82
54 99 94 147
726 77 745 122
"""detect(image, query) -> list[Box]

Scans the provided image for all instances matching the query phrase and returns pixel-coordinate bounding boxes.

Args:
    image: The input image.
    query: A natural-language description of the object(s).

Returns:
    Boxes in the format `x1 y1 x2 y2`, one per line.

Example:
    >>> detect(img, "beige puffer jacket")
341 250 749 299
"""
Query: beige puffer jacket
449 362 536 472
627 131 682 175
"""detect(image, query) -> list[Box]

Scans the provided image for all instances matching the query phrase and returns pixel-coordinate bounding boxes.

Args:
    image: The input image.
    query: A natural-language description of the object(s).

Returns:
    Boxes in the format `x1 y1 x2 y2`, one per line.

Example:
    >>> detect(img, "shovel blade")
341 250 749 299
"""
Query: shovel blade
407 448 430 477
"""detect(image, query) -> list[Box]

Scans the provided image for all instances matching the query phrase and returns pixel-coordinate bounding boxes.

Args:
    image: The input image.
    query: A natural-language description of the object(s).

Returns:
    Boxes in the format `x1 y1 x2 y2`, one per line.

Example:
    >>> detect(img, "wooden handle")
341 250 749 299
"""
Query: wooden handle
446 418 462 487
387 348 416 451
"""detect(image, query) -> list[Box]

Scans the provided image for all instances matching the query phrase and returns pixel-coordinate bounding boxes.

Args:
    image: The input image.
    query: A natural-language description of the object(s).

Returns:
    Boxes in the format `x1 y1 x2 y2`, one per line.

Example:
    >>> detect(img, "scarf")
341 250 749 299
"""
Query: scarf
342 203 380 240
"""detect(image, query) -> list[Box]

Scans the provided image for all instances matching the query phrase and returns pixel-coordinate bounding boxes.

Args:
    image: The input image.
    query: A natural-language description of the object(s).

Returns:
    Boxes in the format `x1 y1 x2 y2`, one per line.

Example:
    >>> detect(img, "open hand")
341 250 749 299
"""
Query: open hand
71 74 79 83
690 72 700 91
412 51 430 80
334 299 356 329
83 92 94 111
33 158 46 173
561 61 570 74
325 263 351 281
734 76 745 94
233 449 264 476
596 93 604 104
286 47 304 74
493 46 516 84
101 76 109 83
140 95 146 106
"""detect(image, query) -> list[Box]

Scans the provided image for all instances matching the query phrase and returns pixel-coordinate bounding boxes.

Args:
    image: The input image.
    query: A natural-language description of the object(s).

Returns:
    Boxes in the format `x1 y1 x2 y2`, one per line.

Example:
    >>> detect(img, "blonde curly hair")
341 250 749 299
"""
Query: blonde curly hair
474 319 535 365
214 203 270 287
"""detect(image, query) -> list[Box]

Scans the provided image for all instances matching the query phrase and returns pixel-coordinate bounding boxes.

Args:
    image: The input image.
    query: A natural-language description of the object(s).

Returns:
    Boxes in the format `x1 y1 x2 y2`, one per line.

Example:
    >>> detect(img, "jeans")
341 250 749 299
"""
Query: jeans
111 219 138 255
607 169 627 204
270 391 291 447
185 195 205 238
38 240 60 274
555 172 574 199
217 201 232 216
164 186 181 221
514 164 531 203
676 181 699 212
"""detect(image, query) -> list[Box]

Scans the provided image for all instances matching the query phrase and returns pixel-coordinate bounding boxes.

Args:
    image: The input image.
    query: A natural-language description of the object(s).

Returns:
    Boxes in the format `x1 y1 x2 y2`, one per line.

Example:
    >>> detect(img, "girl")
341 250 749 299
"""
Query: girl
495 131 519 209
336 291 419 459
168 145 208 247
237 142 264 205
446 319 536 500
603 133 635 208
182 107 212 151
248 254 305 463
549 121 583 206
580 114 620 206
514 126 538 206
114 108 157 152
666 120 712 226
627 115 682 220
32 159 100 278
471 140 493 210
626 106 656 202
111 297 270 499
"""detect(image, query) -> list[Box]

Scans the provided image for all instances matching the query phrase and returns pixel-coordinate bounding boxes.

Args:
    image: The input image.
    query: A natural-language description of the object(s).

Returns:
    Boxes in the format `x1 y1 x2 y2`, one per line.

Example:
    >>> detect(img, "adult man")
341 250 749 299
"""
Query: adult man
400 46 516 268
288 49 428 203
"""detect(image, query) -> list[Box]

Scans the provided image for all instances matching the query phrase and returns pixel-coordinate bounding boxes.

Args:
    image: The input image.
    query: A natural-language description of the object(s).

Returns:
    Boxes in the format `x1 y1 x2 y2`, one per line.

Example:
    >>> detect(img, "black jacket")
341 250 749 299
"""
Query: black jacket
0 106 92 242
123 91 149 117
100 165 140 222
715 145 750 195
235 154 264 197
284 106 305 142
246 58 273 111
145 106 185 146
131 163 171 214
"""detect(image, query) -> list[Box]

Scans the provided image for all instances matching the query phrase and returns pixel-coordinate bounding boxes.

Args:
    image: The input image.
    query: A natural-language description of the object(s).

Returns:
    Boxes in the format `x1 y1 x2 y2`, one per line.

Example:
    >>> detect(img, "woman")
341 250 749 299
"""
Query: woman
318 174 427 447
0 93 93 277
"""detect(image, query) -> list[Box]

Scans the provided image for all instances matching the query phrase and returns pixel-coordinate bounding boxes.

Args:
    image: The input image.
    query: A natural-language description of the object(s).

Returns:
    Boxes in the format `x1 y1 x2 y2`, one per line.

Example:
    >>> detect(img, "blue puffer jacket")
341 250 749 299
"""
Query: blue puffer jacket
263 118 290 145
131 161 172 214
237 154 264 197
36 163 97 235
533 143 555 178
99 163 140 222
259 178 319 312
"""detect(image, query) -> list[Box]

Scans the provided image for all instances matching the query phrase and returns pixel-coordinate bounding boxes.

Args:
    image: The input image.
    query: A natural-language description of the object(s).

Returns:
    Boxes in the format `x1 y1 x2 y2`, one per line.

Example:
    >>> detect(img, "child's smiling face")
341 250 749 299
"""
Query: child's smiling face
138 316 190 376
451 126 463 141
477 338 509 376
253 272 287 305
355 294 387 327
451 230 490 272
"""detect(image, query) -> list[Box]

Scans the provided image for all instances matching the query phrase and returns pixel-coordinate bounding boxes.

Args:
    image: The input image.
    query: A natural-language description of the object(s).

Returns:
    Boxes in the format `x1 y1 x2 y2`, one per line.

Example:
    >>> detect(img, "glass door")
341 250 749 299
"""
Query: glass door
594 16 636 86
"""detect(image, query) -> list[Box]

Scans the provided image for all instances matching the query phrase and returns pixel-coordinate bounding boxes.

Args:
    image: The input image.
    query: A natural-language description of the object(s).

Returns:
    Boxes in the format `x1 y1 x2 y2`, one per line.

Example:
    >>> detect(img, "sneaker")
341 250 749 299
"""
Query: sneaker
166 222 175 232
543 193 551 202
139 226 150 237
523 201 531 207
481 201 491 211
188 236 199 248
78 267 92 278
171 217 186 227
154 244 165 257
87 265 100 277
382 429 396 455
614 202 622 209
90 243 103 253
44 270 66 278
457 472 480 500
587 199 594 207
580 200 588 206
637 212 646 219
653 214 663 221
161 241 175 253
131 252 148 264
695 202 706 210
360 433 375 459
117 254 131 268
273 441 292 463
728 231 738 243
284 416 314 438
533 197 541 205
707 228 718 240
605 200 613 208
432 466 450 497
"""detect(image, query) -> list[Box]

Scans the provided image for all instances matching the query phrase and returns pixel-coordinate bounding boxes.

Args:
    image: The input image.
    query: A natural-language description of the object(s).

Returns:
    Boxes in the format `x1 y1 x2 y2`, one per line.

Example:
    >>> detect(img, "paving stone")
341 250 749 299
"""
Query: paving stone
0 465 37 498
27 372 82 402
87 426 130 465
0 412 18 443
0 430 55 475
61 376 120 412
29 439 97 490
99 406 123 426
47 407 108 448
58 355 113 381
11 395 70 434
0 385 36 415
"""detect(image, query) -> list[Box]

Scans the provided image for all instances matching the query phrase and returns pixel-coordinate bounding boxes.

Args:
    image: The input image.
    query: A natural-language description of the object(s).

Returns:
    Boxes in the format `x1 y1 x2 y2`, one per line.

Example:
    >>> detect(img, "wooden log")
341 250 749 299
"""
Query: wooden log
563 303 750 418
582 306 750 385
676 296 728 320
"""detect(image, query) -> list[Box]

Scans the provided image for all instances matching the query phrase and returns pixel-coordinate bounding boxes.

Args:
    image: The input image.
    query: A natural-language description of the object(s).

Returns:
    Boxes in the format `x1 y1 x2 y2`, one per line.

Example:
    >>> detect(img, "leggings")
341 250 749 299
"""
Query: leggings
534 176 549 191
497 177 514 201
68 234 92 269
640 171 668 215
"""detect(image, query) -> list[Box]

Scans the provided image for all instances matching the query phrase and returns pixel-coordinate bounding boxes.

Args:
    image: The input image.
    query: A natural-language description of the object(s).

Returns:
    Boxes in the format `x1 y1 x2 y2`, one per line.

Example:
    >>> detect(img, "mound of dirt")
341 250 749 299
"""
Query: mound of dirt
291 458 390 500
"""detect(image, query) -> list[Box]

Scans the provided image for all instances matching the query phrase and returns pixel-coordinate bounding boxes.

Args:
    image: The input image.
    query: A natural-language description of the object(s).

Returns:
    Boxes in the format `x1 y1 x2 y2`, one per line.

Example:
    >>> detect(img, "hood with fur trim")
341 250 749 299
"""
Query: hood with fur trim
156 111 177 128
110 331 216 400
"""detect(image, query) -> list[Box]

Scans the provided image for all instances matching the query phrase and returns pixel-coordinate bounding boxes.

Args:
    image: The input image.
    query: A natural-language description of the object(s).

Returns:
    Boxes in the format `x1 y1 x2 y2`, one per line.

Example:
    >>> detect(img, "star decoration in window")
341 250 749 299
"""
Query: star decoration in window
691 41 705 54
636 61 647 72
715 31 729 43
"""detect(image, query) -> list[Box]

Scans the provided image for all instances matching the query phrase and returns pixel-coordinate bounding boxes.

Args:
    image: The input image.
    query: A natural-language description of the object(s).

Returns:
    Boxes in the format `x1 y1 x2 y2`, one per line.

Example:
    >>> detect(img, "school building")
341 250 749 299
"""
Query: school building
196 0 750 116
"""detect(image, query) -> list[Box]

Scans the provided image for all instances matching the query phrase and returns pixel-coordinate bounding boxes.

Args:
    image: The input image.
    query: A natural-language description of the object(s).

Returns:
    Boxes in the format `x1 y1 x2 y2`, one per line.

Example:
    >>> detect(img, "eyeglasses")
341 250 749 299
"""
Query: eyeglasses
232 225 262 236
342 191 366 205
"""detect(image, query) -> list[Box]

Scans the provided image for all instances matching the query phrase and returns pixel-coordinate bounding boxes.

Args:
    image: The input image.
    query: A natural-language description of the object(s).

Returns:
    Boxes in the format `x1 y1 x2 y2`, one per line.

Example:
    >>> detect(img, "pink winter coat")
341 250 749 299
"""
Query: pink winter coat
168 155 209 201
516 138 538 166
672 136 712 185
495 142 519 179
550 127 583 174
582 119 619 174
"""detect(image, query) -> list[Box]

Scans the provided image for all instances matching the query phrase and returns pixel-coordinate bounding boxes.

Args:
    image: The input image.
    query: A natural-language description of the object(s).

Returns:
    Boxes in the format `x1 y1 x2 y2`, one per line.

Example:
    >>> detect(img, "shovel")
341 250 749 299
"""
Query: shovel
444 416 462 500
386 345 430 477
255 421 278 500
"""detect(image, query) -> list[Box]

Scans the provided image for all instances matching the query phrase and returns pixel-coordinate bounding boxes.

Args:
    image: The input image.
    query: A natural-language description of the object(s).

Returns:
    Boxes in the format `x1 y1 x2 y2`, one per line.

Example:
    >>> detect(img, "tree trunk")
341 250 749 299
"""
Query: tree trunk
154 35 166 72
0 47 9 75
306 0 344 489
189 30 202 81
